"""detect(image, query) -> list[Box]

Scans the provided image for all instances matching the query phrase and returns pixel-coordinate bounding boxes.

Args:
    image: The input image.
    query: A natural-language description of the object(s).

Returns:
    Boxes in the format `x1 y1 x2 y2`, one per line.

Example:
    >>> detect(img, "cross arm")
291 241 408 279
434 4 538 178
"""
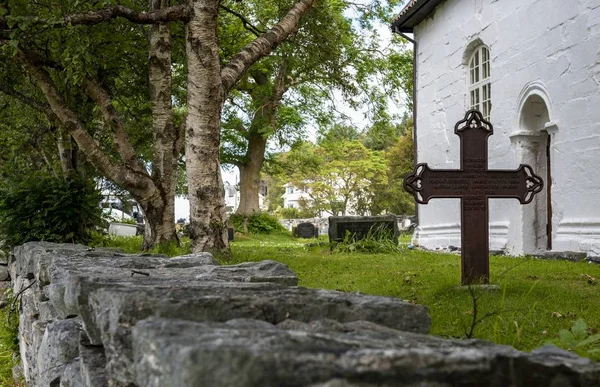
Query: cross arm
403 163 543 204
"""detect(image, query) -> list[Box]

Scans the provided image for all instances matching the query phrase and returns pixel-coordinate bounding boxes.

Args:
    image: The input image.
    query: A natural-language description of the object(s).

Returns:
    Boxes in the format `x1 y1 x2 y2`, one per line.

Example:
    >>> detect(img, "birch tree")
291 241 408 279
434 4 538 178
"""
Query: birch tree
0 0 315 252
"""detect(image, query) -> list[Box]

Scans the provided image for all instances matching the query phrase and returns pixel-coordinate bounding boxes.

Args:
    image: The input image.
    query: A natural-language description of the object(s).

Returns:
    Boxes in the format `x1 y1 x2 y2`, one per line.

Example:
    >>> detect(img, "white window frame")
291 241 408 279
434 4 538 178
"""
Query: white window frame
468 46 491 121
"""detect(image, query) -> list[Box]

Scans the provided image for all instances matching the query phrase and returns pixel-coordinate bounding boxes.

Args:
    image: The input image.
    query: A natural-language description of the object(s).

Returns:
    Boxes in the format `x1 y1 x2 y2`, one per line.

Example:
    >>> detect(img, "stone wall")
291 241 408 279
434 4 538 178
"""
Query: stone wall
10 242 600 386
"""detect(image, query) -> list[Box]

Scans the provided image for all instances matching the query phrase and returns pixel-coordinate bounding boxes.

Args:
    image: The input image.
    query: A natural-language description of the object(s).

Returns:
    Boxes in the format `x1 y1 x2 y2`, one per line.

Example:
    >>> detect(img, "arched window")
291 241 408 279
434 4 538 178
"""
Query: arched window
468 46 491 120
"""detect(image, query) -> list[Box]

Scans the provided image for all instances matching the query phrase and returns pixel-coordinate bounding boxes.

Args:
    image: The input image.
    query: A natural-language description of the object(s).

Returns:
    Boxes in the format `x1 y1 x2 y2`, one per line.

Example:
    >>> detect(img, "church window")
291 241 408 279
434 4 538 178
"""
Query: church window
468 46 491 120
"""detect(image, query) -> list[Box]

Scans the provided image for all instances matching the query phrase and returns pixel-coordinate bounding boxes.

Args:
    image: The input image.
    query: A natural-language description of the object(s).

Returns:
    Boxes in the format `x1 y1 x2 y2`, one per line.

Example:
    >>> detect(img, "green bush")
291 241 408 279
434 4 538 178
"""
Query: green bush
0 173 104 247
230 212 285 234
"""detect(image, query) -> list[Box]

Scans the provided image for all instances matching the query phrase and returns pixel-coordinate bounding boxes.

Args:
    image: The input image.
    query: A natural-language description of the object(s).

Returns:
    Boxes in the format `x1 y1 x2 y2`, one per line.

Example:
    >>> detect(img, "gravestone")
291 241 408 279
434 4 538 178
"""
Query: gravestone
328 215 398 245
296 222 318 239
403 110 543 285
227 227 234 242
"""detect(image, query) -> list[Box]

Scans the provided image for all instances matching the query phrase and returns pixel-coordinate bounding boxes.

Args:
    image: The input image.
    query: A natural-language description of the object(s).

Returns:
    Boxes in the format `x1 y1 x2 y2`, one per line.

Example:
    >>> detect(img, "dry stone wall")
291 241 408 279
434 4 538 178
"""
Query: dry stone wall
9 242 600 386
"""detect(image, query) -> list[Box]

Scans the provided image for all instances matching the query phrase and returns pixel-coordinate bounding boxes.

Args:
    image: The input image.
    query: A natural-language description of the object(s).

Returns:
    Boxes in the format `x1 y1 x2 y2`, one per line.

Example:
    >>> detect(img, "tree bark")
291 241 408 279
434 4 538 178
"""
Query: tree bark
184 0 314 252
57 128 77 177
236 133 267 214
185 0 229 253
146 0 179 249
236 64 288 215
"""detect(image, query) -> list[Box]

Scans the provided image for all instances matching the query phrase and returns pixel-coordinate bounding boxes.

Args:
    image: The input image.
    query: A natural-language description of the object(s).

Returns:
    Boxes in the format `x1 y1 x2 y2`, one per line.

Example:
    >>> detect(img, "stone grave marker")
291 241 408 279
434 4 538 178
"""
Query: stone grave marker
227 227 234 242
403 110 544 284
328 215 398 245
296 222 318 239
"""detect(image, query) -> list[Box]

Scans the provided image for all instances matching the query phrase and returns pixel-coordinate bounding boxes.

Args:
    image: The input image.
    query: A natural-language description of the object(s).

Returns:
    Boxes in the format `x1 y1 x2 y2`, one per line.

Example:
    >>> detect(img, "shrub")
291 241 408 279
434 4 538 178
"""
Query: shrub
230 212 286 234
0 173 104 247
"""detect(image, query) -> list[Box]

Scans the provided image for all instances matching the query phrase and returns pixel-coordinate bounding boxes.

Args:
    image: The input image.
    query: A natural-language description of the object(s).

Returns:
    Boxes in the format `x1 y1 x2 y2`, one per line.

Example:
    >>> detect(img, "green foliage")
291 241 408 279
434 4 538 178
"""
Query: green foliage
317 123 361 146
264 174 285 212
220 0 414 208
278 139 388 216
370 116 415 215
362 120 403 151
547 319 600 360
334 225 402 254
0 174 104 247
230 212 286 234
277 205 319 219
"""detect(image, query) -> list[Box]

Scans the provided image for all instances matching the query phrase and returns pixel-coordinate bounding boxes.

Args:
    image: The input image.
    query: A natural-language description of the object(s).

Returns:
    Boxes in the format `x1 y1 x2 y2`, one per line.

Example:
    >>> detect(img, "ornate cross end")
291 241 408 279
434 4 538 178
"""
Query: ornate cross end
521 165 544 204
403 163 430 204
454 109 493 134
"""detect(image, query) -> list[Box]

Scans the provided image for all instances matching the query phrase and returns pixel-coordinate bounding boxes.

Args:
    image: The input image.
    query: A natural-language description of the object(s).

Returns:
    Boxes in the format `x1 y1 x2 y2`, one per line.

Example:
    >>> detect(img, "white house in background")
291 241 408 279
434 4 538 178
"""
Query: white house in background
282 183 310 209
224 181 267 214
392 0 600 255
282 183 359 216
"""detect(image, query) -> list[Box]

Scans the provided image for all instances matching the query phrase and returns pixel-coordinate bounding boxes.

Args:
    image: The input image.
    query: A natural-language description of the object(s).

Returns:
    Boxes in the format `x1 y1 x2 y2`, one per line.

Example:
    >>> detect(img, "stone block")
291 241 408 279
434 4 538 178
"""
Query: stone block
80 333 108 387
132 318 600 387
59 359 83 387
36 318 82 387
88 284 430 386
0 265 9 281
45 256 297 319
39 301 58 322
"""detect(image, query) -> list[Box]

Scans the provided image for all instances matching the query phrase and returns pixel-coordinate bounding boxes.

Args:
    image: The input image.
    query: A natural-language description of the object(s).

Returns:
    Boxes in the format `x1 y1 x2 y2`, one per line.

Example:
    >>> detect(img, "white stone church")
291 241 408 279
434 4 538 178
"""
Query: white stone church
392 0 600 256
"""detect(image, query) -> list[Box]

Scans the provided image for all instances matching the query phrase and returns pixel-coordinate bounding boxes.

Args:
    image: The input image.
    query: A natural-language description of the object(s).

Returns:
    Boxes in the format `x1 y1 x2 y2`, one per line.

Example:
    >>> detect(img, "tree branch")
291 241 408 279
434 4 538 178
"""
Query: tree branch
83 76 147 173
18 50 151 192
221 0 316 94
219 5 264 37
0 4 190 30
0 84 55 118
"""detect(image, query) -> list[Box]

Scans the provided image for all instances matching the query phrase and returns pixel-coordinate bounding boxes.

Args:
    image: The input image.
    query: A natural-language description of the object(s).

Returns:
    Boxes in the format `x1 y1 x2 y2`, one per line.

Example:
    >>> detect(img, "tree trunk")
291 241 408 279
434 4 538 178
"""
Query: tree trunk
139 194 177 250
236 133 267 214
236 64 288 215
185 0 314 252
185 0 228 253
57 128 77 177
147 0 179 248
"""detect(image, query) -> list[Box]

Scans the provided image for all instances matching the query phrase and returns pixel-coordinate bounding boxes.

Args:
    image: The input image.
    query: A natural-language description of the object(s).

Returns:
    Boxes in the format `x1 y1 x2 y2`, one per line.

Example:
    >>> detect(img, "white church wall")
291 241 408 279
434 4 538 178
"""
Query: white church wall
412 0 600 255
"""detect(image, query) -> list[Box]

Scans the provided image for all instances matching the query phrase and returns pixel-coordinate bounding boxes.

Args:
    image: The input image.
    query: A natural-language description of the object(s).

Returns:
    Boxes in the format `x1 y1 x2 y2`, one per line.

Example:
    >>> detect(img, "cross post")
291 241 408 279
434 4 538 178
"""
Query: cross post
403 110 544 285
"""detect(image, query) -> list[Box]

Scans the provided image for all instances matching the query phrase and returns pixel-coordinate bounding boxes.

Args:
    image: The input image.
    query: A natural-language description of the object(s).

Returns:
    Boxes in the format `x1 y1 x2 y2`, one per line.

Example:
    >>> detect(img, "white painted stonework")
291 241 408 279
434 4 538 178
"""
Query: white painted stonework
411 0 600 255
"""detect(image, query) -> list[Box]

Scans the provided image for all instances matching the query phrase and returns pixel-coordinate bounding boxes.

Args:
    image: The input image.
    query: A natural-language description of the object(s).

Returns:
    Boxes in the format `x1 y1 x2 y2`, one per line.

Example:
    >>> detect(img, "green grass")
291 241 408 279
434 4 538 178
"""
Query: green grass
89 233 192 256
225 232 600 357
0 296 21 387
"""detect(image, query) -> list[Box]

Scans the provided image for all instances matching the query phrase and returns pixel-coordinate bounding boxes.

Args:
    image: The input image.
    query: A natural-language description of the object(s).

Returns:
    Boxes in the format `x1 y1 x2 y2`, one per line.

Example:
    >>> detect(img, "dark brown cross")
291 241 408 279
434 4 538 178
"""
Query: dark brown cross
403 110 544 285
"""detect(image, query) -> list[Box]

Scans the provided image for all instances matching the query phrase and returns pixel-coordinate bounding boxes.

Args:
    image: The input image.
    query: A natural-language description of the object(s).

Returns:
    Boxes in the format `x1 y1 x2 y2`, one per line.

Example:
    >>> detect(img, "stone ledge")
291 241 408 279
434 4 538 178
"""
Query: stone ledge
11 242 599 387
133 317 600 387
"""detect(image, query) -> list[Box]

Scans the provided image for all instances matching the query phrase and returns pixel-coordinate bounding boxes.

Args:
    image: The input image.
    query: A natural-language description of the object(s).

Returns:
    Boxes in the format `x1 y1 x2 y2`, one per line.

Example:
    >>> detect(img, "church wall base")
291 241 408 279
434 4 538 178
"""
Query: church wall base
413 221 509 253
553 218 600 257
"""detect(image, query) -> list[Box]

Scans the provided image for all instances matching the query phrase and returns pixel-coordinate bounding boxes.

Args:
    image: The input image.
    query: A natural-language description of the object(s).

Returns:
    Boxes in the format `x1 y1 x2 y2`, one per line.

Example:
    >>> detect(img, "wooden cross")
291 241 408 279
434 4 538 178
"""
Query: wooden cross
403 110 544 285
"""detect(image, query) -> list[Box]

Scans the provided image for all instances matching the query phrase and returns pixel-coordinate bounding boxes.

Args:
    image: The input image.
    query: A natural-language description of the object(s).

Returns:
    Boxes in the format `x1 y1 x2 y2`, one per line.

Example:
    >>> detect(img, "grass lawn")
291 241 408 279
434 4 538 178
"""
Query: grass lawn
225 231 600 359
0 302 20 386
